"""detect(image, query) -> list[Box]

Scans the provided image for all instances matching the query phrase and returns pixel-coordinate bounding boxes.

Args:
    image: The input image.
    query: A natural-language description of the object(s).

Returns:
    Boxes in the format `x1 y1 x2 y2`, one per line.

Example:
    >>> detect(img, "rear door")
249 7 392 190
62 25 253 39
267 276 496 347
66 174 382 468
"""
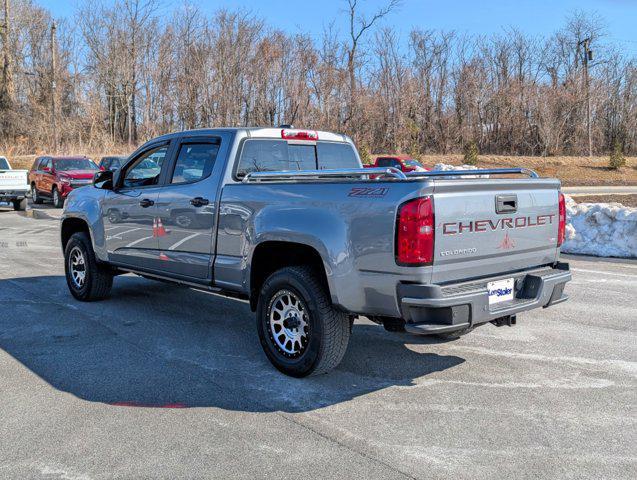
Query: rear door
154 133 230 280
432 179 561 283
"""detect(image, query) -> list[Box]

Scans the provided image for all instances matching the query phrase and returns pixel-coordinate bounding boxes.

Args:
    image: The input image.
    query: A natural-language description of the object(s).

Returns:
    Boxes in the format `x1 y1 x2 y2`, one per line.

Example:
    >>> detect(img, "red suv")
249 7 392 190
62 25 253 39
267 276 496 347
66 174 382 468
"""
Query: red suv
29 156 99 207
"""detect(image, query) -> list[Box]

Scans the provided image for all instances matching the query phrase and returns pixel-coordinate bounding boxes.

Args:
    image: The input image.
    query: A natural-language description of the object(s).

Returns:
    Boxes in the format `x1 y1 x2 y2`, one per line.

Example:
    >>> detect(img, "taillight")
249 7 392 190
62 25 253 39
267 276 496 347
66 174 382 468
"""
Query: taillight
396 197 435 266
557 192 566 247
281 129 318 141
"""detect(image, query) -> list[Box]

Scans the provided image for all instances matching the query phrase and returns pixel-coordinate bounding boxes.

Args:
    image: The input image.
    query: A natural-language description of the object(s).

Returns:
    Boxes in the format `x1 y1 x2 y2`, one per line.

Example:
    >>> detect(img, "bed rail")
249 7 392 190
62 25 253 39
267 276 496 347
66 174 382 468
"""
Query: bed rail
241 167 538 183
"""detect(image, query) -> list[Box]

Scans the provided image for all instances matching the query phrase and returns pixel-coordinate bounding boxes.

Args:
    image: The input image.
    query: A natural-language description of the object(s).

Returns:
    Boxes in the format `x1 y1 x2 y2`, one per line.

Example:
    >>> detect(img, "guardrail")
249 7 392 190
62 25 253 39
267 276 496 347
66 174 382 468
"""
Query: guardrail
241 167 538 183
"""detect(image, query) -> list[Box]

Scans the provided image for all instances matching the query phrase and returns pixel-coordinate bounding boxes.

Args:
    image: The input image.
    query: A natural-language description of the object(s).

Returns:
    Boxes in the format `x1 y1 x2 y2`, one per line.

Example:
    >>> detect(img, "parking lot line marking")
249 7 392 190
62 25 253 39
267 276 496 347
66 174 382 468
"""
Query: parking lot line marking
125 235 155 247
168 233 201 251
572 268 636 279
105 225 130 232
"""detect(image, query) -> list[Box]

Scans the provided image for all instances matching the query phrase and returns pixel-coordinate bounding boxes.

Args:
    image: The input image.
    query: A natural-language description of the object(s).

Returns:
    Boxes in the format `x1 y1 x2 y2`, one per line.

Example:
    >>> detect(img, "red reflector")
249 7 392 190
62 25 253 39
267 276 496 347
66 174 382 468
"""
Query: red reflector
281 129 318 141
396 197 435 266
557 192 566 247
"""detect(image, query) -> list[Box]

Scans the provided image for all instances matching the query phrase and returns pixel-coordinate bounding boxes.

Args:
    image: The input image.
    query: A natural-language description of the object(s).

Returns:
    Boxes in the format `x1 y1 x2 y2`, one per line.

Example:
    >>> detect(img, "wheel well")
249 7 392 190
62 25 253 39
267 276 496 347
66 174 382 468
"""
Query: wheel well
61 218 90 250
249 241 328 311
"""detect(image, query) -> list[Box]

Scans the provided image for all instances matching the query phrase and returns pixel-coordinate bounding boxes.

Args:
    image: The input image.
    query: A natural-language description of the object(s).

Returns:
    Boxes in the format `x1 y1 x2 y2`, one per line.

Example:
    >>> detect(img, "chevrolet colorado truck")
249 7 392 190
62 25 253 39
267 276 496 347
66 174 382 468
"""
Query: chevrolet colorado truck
0 156 29 211
60 127 571 376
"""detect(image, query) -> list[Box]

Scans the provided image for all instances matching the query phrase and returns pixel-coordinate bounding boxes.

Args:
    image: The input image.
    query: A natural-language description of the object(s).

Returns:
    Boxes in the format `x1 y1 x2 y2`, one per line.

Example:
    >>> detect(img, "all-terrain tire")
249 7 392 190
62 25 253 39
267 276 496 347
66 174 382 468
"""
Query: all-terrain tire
256 266 350 377
64 231 113 301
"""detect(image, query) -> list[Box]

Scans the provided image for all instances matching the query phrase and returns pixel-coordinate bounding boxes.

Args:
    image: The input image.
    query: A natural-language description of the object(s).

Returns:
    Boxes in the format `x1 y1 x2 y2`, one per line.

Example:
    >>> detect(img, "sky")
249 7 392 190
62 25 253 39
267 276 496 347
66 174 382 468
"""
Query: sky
36 0 637 54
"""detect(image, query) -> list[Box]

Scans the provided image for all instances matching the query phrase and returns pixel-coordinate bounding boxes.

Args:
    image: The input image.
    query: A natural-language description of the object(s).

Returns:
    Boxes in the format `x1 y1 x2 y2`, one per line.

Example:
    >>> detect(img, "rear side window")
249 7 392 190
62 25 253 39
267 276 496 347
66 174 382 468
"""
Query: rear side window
237 140 360 177
171 142 220 184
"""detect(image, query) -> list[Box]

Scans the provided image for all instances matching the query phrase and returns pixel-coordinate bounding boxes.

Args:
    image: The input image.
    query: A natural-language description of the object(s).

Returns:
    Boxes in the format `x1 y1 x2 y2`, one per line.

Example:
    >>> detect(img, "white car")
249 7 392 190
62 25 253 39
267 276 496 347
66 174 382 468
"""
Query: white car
0 156 29 211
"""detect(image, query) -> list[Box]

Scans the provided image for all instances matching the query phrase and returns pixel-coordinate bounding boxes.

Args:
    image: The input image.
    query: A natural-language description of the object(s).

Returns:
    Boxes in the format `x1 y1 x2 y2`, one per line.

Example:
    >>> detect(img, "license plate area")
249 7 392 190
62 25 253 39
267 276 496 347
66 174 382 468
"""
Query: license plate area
487 278 514 305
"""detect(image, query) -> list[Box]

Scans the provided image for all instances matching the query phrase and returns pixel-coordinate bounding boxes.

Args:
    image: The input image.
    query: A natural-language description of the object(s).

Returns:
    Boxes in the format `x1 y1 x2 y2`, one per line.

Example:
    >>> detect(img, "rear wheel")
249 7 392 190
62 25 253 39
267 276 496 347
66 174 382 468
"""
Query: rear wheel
31 184 42 204
64 232 113 301
12 198 27 211
52 187 64 208
256 266 350 377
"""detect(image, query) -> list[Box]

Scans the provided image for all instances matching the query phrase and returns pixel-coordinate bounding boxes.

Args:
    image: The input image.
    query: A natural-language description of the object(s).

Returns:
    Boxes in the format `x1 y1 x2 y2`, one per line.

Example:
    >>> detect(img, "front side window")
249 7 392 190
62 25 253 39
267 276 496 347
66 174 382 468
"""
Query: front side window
171 142 220 184
122 146 168 188
55 159 98 171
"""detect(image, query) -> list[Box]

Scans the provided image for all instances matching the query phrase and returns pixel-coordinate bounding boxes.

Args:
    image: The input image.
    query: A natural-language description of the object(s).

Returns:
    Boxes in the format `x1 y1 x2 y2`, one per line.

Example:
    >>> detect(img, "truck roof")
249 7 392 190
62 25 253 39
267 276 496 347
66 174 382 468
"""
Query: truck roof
149 127 351 144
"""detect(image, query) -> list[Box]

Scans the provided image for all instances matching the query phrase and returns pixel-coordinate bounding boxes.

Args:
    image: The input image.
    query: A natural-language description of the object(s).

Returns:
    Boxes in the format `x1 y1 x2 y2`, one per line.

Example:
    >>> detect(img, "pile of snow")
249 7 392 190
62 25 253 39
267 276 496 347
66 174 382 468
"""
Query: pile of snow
562 196 637 258
431 163 489 178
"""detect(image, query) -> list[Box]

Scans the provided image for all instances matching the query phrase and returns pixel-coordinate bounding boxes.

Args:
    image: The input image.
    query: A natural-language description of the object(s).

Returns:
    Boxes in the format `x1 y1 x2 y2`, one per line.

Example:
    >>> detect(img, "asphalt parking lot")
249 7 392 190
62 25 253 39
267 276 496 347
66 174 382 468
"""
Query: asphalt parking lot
0 203 635 479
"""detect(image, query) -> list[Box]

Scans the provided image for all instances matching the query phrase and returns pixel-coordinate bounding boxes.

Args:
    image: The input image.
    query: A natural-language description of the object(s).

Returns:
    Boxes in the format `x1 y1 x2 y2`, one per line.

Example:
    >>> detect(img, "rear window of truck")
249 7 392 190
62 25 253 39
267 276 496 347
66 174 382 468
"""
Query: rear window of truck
236 140 359 177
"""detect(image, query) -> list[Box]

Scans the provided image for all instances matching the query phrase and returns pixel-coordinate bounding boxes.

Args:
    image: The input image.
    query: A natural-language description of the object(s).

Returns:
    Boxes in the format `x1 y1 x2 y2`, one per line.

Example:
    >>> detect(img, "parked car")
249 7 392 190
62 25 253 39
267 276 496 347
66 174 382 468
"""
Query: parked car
0 156 29 211
98 155 127 172
367 155 428 172
29 156 99 208
61 127 570 377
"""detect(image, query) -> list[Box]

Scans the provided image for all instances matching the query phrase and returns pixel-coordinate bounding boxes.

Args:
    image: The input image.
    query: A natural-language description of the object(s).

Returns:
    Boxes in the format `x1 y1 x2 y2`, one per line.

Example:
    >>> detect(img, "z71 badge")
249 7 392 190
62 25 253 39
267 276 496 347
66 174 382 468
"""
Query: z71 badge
348 187 389 197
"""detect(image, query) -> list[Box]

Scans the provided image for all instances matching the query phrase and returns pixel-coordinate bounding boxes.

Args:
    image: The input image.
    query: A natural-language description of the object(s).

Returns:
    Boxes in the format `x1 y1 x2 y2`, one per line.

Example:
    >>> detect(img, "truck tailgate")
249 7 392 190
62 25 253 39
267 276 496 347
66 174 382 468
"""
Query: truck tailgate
432 178 560 283
0 169 29 191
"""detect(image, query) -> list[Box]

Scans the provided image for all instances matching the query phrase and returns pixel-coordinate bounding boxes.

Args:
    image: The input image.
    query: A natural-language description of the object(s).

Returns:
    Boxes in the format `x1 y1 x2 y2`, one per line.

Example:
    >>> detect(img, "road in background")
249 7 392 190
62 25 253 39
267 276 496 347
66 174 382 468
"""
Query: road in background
563 186 637 195
0 207 635 479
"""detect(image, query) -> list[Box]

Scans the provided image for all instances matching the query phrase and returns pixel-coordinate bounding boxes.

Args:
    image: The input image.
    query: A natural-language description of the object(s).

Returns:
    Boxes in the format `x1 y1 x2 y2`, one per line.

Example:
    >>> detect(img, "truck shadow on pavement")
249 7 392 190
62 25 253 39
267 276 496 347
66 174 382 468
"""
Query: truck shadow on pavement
0 275 465 413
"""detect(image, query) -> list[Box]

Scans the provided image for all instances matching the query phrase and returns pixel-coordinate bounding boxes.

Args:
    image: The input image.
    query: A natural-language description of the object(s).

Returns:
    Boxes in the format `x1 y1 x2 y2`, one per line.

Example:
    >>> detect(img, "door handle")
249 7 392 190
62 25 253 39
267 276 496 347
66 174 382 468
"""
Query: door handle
495 194 517 214
190 197 210 207
139 198 155 208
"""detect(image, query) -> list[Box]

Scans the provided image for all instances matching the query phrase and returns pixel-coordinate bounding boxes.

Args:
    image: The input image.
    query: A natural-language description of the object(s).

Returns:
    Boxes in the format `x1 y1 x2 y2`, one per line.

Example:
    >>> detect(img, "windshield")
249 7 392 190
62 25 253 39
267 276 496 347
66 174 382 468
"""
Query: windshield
0 157 9 170
54 159 98 171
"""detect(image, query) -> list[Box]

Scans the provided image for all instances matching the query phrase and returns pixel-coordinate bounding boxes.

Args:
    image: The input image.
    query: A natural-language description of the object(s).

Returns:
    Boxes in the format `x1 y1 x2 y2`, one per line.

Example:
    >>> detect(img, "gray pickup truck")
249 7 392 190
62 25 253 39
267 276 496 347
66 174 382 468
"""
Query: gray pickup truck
60 127 571 376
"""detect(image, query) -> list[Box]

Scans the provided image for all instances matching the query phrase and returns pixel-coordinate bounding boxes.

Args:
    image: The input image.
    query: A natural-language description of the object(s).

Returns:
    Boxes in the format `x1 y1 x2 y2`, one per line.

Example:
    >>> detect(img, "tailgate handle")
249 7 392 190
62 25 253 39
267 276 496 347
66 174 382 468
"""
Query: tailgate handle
495 194 517 214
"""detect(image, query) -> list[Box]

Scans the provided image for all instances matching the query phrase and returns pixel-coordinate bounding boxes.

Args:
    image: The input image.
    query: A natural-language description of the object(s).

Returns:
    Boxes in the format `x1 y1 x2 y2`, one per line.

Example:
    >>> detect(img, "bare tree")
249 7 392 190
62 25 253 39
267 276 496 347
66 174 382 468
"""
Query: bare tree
344 0 400 126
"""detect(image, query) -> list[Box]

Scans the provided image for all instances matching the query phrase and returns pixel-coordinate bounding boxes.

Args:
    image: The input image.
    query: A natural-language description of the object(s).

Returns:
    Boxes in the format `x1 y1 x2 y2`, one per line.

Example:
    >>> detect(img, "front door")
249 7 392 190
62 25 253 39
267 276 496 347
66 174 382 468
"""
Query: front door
101 143 172 269
154 135 228 280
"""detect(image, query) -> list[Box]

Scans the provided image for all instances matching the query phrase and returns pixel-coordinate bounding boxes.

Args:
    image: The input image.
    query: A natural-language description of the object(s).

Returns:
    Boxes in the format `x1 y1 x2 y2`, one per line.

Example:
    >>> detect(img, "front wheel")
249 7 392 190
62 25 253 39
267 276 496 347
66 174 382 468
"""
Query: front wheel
64 232 113 301
31 184 42 204
257 266 350 377
52 187 64 208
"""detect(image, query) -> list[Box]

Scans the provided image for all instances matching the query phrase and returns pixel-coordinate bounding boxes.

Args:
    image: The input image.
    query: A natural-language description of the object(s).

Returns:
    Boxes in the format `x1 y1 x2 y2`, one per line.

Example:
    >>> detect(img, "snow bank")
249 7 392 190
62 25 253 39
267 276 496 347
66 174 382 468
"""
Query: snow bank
562 196 637 258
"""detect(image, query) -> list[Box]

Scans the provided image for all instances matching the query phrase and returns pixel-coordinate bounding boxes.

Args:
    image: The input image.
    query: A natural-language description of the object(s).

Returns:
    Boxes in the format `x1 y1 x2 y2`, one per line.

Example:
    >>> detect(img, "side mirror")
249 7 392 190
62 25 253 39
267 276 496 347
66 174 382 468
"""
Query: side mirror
42 166 51 172
93 170 114 190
